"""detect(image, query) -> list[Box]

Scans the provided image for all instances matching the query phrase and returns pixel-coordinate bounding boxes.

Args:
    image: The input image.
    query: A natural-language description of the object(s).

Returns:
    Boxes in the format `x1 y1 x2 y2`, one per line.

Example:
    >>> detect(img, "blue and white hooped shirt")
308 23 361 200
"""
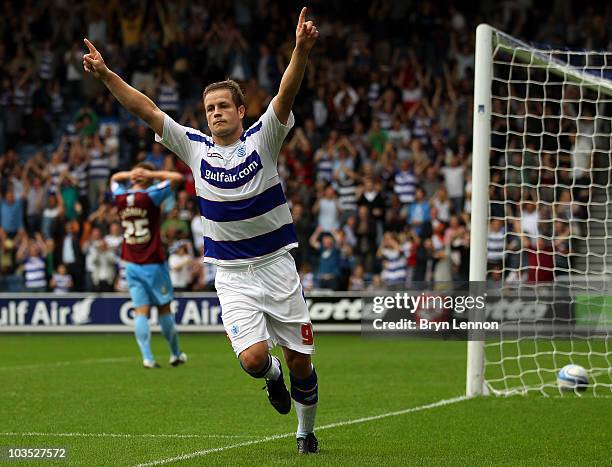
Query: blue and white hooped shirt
155 104 297 266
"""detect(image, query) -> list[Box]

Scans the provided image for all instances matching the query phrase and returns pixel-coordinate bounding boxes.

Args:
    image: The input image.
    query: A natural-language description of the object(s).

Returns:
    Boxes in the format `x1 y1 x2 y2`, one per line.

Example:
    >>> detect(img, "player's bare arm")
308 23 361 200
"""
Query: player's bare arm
138 169 183 189
82 38 164 136
272 7 319 124
110 171 132 183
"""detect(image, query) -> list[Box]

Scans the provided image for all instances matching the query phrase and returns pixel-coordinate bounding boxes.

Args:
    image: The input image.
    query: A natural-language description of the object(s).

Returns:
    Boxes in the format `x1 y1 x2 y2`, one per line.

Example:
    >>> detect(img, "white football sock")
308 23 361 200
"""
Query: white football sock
295 401 317 438
264 355 281 381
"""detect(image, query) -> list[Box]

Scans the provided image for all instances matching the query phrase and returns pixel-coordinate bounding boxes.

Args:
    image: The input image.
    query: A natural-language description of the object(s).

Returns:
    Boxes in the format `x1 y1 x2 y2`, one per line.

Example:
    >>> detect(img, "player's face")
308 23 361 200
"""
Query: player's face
204 90 245 139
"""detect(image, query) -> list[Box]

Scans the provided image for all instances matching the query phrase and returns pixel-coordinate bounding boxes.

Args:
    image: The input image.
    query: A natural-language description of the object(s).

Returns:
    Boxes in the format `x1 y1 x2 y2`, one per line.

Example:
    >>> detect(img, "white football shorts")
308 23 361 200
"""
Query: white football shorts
215 252 315 356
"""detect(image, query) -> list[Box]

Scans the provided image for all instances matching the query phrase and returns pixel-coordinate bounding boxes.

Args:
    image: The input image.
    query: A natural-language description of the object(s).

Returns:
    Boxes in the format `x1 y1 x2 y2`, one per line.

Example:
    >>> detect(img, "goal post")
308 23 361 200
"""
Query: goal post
467 24 612 397
467 24 493 397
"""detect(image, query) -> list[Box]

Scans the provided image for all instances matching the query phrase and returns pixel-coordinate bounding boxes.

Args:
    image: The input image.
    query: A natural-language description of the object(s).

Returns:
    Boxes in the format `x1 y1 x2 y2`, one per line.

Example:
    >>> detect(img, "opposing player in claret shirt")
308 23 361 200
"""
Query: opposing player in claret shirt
111 162 187 369
85 6 320 453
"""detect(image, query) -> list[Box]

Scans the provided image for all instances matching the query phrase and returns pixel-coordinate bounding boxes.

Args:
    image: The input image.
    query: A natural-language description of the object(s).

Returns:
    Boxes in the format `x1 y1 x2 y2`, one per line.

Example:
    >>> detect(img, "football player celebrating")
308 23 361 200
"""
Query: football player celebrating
86 7 319 453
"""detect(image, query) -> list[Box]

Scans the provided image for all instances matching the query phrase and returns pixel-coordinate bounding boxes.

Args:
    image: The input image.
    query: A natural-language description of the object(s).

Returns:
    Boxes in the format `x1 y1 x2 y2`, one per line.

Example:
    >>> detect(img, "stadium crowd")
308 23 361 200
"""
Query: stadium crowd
0 0 607 292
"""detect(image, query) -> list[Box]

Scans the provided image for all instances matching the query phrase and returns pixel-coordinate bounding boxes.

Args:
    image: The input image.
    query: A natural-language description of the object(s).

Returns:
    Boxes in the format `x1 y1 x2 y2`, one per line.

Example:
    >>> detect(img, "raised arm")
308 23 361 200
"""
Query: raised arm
272 7 319 124
110 171 133 184
309 225 322 250
82 38 164 136
112 168 183 190
136 168 183 189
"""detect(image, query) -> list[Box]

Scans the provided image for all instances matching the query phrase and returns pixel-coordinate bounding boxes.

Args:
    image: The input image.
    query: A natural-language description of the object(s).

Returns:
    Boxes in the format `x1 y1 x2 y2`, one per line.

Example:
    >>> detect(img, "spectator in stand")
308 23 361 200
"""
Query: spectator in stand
84 227 103 290
366 274 384 291
432 186 452 223
86 134 110 209
0 228 17 278
102 126 120 171
0 189 24 238
64 42 84 100
487 219 505 281
161 206 190 242
421 164 442 199
104 222 124 253
145 142 167 170
528 238 555 283
298 263 314 293
48 146 69 193
17 235 48 292
394 158 417 206
355 204 377 274
69 141 90 214
333 140 359 220
347 262 365 291
87 200 113 235
413 237 434 283
114 260 129 293
399 229 417 285
407 187 431 237
520 200 540 244
342 215 358 250
505 220 526 282
313 134 336 183
368 119 388 155
309 226 342 290
445 215 468 281
50 264 73 294
168 242 194 292
357 177 385 242
58 170 82 222
193 259 216 292
41 192 65 242
387 117 411 160
311 86 329 129
313 184 340 233
377 232 407 290
333 82 359 131
191 210 204 255
440 154 466 213
291 202 312 271
88 237 117 292
57 222 85 291
431 219 452 282
553 219 571 277
338 231 356 290
156 70 181 120
243 77 269 127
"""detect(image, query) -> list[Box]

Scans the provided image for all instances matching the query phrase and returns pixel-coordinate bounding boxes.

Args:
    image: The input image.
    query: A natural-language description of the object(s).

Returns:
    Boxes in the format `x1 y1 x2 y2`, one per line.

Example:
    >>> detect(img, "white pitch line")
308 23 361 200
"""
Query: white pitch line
135 395 469 467
551 394 612 399
0 357 136 371
0 432 255 440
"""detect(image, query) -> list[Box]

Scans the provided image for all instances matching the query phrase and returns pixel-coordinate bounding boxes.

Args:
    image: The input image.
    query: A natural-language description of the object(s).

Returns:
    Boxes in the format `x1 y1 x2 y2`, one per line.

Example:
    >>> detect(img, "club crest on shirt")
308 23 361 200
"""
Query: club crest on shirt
236 144 247 157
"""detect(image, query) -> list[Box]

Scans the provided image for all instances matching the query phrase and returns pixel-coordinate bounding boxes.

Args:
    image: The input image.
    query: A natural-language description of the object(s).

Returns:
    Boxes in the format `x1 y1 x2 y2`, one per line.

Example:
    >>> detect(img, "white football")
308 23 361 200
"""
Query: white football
557 364 589 391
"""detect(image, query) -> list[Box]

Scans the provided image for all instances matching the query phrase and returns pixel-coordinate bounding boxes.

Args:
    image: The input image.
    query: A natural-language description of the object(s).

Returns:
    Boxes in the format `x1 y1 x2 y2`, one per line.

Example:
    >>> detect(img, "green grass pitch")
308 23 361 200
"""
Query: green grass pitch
1 334 610 466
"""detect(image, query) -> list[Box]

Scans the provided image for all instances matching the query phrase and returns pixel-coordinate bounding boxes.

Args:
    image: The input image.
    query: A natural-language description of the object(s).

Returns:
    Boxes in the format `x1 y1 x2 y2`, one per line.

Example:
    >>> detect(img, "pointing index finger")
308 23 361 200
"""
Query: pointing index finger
84 38 97 54
298 7 307 27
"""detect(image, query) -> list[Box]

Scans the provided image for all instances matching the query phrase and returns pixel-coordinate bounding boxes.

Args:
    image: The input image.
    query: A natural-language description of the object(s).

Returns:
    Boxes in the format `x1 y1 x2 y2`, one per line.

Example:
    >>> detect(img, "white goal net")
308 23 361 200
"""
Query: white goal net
468 25 612 396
